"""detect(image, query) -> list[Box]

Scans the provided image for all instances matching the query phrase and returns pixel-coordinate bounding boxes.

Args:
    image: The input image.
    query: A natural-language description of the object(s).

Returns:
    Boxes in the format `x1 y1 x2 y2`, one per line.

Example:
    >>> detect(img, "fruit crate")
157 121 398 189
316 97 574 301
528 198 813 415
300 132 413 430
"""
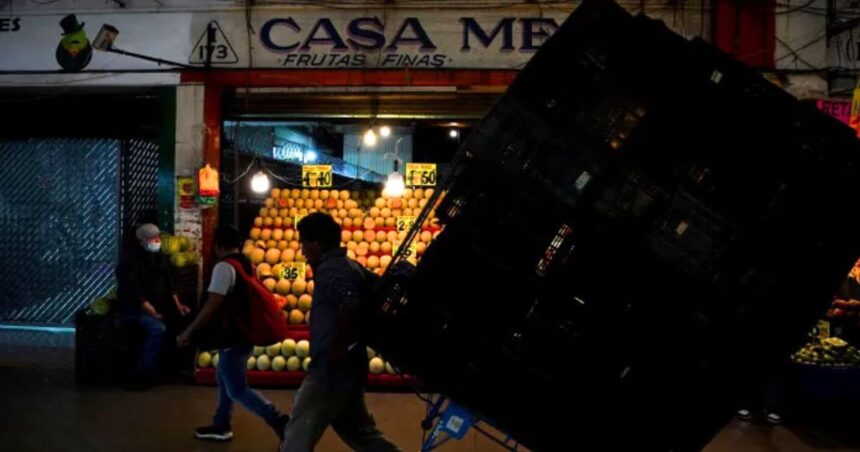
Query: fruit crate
362 0 860 450
75 309 130 385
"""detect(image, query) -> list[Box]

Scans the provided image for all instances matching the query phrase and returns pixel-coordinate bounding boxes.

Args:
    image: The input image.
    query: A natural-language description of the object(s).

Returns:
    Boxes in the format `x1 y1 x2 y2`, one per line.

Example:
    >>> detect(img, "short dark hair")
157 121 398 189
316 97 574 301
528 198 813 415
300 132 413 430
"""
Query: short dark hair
297 212 341 251
214 225 242 249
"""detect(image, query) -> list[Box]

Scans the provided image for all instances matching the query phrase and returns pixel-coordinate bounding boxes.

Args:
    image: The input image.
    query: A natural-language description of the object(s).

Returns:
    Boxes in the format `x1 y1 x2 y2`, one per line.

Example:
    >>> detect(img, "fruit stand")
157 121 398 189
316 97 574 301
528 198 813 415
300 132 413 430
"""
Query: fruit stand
194 184 440 388
789 259 860 402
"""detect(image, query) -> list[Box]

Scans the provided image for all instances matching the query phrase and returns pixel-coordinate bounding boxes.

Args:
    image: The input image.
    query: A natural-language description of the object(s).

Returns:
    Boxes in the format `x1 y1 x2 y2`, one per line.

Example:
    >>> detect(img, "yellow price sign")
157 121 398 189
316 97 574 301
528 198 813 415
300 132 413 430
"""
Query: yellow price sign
392 240 418 258
396 216 416 233
279 262 306 281
302 165 333 188
406 163 437 187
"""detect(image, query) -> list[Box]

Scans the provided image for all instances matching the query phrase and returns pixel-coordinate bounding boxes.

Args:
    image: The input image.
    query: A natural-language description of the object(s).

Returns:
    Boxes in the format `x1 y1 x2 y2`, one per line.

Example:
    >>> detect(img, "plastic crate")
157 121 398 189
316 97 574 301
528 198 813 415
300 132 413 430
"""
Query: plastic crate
364 0 860 450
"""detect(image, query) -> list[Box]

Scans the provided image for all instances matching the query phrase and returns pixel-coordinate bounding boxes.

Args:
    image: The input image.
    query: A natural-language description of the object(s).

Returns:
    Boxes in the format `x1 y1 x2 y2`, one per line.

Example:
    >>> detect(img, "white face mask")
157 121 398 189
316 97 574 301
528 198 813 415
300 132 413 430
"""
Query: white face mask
144 242 161 253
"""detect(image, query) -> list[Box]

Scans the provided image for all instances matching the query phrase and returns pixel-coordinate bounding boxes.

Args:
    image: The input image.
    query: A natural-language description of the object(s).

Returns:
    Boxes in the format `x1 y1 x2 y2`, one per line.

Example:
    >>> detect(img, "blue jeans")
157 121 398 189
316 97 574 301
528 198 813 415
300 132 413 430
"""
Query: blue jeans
213 345 282 428
136 313 166 376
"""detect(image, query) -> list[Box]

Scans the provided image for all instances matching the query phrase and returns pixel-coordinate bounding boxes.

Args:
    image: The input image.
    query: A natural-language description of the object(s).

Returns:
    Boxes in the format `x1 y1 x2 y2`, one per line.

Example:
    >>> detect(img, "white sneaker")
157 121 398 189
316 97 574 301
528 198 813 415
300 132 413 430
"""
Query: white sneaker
736 409 752 421
765 412 782 425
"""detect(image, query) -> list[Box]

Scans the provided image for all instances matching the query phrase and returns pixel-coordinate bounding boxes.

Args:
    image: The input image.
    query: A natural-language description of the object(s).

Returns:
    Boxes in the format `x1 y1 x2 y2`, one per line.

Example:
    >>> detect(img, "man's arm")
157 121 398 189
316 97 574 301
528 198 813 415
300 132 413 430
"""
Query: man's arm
330 276 363 363
177 293 224 346
173 293 192 316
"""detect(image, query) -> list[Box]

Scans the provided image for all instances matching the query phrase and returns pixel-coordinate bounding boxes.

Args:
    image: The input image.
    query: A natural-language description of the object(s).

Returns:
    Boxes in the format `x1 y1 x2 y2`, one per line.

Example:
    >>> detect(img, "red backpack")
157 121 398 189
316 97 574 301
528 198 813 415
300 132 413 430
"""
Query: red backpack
223 258 289 346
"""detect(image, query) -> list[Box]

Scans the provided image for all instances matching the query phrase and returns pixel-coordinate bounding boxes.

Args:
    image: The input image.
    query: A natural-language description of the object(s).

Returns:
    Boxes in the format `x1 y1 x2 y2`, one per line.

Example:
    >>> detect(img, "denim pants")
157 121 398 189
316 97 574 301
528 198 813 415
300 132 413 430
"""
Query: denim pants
279 376 400 452
136 313 166 376
213 345 282 428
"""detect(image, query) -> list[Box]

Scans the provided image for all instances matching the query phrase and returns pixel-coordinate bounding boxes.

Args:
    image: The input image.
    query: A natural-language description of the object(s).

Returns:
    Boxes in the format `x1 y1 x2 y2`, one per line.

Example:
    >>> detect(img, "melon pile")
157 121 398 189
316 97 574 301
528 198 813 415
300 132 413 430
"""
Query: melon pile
241 187 444 325
196 339 312 372
197 341 401 376
366 346 399 376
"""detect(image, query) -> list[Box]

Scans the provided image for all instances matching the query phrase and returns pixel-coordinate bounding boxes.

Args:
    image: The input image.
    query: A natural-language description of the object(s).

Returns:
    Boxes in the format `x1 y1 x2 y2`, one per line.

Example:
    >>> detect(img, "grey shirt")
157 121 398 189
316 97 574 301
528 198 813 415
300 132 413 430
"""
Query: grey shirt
308 248 368 389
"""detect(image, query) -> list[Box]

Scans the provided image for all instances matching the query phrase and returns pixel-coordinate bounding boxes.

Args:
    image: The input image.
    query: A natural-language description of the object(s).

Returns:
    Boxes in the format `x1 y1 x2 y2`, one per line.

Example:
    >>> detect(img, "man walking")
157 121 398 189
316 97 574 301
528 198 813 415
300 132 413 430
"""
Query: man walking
177 225 288 442
280 213 400 452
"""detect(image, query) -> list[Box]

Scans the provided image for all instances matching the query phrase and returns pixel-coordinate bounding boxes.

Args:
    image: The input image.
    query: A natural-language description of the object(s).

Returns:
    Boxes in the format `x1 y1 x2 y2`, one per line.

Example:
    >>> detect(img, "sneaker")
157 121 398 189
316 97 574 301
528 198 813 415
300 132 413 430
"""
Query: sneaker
736 409 752 421
765 412 782 425
194 425 233 441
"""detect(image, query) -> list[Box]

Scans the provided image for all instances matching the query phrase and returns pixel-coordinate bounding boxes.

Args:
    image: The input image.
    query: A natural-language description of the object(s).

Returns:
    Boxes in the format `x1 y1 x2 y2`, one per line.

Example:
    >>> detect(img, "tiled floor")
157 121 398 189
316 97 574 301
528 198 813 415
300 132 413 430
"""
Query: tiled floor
0 328 858 452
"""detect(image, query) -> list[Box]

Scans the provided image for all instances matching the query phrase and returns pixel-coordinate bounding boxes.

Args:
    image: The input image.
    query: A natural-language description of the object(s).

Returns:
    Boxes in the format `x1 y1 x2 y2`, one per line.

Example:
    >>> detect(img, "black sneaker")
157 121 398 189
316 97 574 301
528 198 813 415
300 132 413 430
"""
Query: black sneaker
194 425 233 441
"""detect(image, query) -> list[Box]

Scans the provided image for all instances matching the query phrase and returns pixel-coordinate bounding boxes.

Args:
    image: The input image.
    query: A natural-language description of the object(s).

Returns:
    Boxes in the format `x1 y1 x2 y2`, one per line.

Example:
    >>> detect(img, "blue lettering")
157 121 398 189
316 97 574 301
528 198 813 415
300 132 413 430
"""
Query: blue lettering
387 18 436 51
301 18 348 50
521 18 559 51
260 18 301 52
347 17 385 50
460 17 515 51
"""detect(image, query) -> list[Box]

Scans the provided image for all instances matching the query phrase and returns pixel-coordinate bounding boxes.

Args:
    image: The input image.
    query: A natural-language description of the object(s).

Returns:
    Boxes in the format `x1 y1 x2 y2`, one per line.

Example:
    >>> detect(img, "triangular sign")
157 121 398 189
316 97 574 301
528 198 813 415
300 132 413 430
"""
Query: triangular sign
189 21 239 65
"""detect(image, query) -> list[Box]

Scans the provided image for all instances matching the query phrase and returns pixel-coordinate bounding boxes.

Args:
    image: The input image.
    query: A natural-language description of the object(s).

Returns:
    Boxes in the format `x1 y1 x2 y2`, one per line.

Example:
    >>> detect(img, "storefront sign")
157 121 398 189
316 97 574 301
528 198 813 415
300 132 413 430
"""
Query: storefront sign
279 262 306 281
405 163 437 187
0 17 22 32
817 99 851 125
302 165 333 188
396 216 416 233
1 5 706 79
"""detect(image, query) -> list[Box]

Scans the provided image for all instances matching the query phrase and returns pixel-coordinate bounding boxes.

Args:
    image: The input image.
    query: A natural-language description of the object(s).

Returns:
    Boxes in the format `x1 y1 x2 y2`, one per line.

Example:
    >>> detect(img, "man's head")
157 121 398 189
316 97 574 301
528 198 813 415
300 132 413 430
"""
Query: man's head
214 225 242 259
296 212 341 266
135 223 161 253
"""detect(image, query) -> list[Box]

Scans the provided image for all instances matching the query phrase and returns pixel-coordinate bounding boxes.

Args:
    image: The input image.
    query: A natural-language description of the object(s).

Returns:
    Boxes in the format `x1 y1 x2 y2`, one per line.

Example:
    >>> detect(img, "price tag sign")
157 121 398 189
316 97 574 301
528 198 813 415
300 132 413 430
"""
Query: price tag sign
279 262 306 281
406 163 437 187
396 216 416 233
302 165 333 188
817 320 831 339
392 240 418 258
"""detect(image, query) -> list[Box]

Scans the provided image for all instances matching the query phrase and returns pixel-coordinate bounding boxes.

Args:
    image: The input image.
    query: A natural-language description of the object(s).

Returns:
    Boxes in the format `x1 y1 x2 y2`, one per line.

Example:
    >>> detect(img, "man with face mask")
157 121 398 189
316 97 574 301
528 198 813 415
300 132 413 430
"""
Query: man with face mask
116 223 191 388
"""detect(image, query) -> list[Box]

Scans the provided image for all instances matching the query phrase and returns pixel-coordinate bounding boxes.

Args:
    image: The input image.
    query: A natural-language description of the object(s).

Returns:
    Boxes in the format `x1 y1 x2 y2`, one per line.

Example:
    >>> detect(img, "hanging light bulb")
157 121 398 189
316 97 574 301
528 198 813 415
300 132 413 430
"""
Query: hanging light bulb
363 129 378 147
251 171 270 194
384 171 405 198
449 129 459 138
379 125 392 138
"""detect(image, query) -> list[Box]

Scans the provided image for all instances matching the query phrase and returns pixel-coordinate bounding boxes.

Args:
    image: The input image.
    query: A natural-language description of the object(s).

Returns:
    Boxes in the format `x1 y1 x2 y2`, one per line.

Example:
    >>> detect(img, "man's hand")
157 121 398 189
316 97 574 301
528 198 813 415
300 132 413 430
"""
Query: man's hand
173 294 191 316
177 330 191 347
142 300 162 320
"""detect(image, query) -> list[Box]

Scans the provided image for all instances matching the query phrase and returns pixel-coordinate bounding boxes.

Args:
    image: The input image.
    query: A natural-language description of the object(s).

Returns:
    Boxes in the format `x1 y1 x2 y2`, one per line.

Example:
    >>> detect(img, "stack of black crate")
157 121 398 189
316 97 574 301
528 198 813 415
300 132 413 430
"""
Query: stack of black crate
367 1 860 450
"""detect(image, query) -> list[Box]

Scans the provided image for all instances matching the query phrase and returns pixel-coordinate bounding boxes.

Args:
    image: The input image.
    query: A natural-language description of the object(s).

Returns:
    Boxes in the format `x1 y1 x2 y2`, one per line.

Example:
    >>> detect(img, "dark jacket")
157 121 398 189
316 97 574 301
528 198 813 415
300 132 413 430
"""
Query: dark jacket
116 245 177 316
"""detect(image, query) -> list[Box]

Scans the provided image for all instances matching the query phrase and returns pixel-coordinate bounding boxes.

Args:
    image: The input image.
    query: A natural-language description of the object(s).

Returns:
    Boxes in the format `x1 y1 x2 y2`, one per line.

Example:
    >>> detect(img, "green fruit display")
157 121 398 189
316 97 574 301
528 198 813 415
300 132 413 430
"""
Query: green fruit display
792 337 860 368
170 252 188 268
178 236 191 252
162 235 182 255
